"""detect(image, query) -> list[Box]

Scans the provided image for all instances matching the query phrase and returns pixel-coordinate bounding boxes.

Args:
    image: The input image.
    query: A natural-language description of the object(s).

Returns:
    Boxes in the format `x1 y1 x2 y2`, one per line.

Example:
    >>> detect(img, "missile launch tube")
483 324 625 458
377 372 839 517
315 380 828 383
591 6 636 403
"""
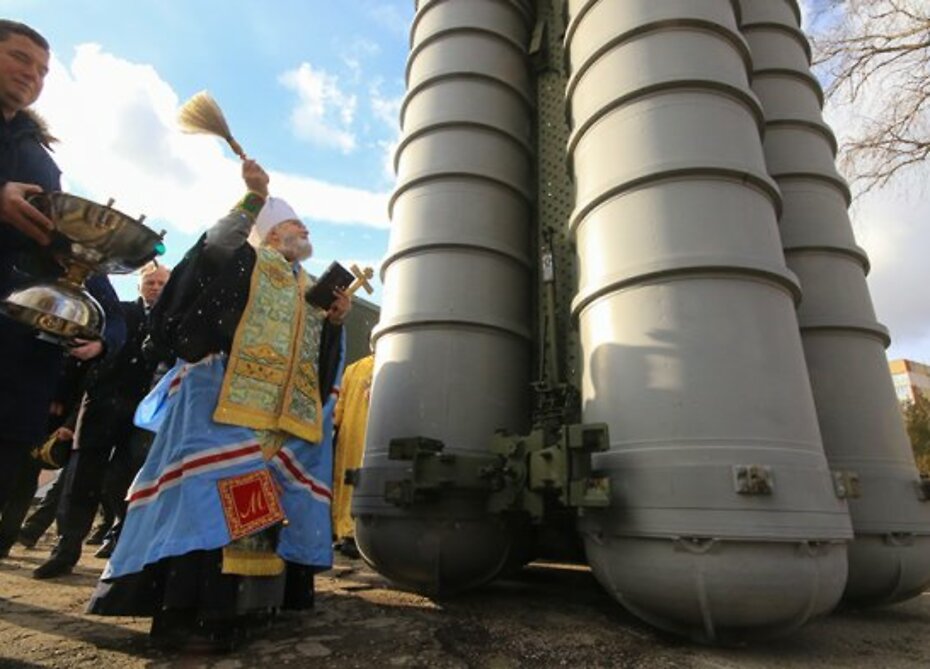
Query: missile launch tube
738 0 930 606
353 0 535 595
564 0 852 642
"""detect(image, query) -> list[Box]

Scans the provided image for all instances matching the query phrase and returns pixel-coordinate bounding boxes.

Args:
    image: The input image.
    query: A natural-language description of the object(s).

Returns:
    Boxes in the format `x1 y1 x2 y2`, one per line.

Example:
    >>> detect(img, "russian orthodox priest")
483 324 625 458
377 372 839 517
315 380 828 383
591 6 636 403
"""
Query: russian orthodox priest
88 159 350 650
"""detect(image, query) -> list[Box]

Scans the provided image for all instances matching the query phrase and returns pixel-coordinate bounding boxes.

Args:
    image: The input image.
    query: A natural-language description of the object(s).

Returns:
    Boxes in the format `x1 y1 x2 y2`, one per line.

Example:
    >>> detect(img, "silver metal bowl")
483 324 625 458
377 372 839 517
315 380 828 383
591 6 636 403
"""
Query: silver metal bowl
33 192 166 273
0 192 165 345
0 282 102 345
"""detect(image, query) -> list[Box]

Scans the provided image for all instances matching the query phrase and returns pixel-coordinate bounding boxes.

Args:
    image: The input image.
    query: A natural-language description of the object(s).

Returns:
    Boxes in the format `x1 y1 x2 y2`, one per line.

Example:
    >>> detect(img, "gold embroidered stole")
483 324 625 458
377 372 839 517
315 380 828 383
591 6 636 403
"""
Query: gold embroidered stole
213 246 324 444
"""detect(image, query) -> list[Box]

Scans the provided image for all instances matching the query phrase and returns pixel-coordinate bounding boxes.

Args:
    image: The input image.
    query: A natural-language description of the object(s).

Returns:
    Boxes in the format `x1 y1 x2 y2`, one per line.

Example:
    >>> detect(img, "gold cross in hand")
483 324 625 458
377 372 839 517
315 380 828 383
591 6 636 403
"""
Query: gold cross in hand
346 264 375 296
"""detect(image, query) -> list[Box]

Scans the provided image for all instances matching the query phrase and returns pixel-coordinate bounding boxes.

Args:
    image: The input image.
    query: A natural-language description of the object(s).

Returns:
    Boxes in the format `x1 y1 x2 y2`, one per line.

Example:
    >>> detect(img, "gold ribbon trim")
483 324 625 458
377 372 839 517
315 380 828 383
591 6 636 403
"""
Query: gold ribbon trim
221 547 285 577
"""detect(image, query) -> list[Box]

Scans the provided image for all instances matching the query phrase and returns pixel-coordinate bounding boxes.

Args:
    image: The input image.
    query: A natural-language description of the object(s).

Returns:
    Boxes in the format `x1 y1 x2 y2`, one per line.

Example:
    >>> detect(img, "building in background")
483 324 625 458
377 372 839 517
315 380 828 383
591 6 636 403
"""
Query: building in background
344 294 379 366
890 359 930 403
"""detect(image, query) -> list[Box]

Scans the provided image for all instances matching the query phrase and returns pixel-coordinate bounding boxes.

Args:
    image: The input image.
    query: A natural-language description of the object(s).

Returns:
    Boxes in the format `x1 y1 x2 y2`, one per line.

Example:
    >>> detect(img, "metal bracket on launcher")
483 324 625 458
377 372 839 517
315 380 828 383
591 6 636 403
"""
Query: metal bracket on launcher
832 470 862 500
378 423 612 519
381 436 501 507
733 464 774 496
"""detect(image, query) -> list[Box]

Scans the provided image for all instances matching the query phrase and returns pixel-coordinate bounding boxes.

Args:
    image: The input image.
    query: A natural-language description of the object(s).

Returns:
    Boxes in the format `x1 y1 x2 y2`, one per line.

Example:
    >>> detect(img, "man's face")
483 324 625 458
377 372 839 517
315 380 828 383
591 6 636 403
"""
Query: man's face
0 33 49 119
270 219 313 263
139 267 170 307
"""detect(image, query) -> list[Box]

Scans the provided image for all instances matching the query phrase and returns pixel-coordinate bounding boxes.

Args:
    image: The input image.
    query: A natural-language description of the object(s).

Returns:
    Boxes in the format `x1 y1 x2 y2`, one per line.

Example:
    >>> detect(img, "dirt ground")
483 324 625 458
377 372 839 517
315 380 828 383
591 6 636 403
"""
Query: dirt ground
1 534 929 669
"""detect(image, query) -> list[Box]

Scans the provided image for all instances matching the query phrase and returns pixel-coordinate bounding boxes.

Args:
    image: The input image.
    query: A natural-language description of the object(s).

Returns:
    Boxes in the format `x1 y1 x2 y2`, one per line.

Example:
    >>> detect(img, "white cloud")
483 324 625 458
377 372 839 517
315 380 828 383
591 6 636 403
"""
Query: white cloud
377 138 400 182
848 182 930 362
341 38 381 84
32 45 388 237
279 62 358 154
816 52 930 363
370 88 402 131
369 84 403 182
273 171 388 229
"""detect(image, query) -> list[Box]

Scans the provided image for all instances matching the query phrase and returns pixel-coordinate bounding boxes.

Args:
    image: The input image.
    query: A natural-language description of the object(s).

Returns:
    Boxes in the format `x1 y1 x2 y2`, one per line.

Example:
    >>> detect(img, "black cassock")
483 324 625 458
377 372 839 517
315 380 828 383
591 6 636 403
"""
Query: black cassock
88 235 344 646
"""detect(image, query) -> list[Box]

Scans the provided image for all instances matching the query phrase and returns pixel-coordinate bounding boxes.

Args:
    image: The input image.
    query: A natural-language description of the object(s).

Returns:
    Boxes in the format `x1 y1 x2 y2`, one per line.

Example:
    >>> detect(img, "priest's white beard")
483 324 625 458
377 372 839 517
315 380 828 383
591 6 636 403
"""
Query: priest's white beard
280 233 313 262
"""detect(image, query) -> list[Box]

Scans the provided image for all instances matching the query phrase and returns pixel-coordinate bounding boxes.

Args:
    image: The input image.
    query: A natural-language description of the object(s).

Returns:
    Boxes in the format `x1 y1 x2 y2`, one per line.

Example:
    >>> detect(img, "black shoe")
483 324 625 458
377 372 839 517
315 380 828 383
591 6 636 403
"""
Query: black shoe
0 541 12 559
338 538 360 559
18 531 39 549
94 539 115 559
33 556 75 579
86 525 111 545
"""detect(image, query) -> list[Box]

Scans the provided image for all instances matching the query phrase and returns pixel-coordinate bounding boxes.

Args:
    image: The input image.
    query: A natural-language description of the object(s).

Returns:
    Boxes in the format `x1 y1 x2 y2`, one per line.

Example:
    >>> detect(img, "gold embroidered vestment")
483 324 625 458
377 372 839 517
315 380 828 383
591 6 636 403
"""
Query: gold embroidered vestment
213 246 324 445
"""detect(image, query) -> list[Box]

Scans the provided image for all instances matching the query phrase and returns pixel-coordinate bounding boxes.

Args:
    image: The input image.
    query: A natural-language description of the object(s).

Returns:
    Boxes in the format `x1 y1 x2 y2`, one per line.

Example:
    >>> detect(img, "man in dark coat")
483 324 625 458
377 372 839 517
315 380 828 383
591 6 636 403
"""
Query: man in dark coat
34 264 171 577
95 264 173 557
0 20 125 510
0 355 89 556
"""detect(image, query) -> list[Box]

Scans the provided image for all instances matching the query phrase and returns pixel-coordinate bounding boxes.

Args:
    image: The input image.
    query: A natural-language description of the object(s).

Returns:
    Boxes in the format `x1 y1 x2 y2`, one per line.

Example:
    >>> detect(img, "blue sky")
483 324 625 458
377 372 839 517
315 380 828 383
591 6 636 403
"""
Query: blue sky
4 0 930 363
3 0 414 302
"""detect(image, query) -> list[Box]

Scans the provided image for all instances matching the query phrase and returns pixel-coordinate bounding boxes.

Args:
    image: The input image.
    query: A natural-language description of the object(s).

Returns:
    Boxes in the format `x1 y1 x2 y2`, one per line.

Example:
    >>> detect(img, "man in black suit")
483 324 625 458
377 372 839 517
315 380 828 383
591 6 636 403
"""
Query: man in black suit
34 263 171 578
95 264 175 558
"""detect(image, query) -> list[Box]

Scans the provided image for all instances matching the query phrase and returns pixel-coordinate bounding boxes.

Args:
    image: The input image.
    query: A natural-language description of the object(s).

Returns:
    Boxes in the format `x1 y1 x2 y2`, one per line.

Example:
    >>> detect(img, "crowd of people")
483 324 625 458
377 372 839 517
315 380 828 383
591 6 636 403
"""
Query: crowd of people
0 19 374 652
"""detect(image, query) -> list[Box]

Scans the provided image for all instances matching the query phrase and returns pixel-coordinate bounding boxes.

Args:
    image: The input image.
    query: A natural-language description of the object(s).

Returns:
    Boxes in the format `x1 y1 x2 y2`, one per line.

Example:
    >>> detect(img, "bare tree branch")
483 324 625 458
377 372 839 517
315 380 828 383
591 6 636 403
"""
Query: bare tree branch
810 0 930 194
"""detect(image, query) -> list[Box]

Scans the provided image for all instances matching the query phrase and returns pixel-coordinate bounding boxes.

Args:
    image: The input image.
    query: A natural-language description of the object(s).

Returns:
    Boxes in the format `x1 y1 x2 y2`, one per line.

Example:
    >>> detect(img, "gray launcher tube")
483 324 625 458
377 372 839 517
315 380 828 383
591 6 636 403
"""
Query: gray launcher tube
564 0 853 642
739 0 930 606
352 0 535 595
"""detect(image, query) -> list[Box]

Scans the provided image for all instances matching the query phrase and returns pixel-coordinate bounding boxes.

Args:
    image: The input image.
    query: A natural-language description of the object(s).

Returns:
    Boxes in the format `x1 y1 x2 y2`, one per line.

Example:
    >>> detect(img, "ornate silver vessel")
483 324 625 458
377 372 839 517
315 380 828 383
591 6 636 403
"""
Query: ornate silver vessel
0 192 165 345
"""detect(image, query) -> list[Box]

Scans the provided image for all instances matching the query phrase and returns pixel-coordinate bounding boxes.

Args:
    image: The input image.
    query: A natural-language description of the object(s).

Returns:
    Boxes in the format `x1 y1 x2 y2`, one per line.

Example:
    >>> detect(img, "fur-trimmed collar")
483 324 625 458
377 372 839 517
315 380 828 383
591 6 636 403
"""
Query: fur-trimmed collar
20 108 57 146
